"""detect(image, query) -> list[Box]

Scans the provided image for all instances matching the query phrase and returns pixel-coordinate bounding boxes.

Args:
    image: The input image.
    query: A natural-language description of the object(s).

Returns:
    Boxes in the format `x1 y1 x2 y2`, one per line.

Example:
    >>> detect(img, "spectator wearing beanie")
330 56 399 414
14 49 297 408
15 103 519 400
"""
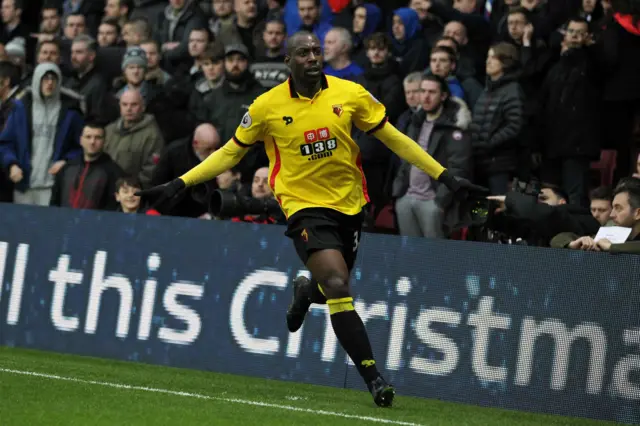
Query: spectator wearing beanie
115 46 191 144
114 46 154 102
5 37 28 80
469 42 524 195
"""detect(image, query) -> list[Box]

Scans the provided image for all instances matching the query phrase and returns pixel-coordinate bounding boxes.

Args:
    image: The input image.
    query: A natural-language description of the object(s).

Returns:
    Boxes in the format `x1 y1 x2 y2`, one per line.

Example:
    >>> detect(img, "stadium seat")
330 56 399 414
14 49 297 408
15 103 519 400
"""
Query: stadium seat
590 150 618 186
374 204 396 231
449 227 469 240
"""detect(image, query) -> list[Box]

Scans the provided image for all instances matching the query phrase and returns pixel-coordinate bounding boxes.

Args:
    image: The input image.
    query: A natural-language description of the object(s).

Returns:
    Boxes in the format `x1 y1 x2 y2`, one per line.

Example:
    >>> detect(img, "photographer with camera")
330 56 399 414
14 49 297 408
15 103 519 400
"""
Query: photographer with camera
484 180 600 246
210 166 285 225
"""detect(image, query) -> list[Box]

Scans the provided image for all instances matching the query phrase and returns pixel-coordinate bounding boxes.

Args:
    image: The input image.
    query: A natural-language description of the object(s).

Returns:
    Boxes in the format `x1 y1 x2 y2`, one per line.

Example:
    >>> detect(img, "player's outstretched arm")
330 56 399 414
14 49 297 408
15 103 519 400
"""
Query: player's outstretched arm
135 140 249 204
373 121 446 179
372 121 488 198
180 139 248 186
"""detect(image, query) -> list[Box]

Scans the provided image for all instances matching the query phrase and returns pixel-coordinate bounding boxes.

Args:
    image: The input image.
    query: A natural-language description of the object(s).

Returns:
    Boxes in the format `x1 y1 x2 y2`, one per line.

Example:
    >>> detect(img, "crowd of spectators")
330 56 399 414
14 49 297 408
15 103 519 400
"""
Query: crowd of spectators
0 0 638 250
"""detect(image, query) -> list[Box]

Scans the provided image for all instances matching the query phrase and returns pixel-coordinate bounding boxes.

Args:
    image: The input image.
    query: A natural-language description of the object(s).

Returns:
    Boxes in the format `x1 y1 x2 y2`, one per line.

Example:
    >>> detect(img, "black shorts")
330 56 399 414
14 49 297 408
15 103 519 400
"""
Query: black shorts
285 208 364 272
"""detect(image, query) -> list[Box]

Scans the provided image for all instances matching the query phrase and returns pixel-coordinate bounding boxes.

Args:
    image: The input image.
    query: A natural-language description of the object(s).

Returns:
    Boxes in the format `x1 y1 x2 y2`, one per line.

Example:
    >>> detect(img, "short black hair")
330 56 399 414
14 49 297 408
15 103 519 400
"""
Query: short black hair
541 183 569 202
190 26 212 41
41 1 61 14
83 121 106 134
614 177 640 210
12 0 23 10
285 31 318 57
65 12 85 26
116 176 142 191
589 186 613 202
567 16 590 28
101 16 121 32
507 6 530 20
421 74 451 98
264 18 286 32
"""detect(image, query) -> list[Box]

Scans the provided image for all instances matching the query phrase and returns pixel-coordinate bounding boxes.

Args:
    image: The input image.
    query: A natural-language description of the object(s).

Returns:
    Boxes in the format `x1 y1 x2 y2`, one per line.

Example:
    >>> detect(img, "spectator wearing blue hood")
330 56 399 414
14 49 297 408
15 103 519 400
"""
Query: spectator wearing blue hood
351 3 382 68
391 7 430 77
284 0 333 43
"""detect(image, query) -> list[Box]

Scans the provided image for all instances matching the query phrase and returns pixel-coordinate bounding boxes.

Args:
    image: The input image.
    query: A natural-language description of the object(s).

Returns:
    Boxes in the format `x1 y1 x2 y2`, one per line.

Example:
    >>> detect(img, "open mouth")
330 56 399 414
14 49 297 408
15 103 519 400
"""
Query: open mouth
306 68 321 76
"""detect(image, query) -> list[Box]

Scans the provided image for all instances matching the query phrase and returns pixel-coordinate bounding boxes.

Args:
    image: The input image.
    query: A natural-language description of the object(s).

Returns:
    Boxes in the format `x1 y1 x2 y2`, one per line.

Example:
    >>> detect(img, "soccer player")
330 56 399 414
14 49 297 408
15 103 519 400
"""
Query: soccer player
137 31 484 407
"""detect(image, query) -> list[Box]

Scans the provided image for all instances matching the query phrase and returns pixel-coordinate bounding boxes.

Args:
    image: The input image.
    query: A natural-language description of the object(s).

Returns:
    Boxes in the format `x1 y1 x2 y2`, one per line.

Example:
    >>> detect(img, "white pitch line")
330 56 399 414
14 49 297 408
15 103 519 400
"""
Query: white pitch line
0 368 422 426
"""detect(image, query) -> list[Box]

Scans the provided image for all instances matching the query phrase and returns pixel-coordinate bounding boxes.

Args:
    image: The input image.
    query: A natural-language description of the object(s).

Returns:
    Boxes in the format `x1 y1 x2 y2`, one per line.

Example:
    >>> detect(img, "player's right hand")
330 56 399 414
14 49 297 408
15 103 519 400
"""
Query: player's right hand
135 178 186 207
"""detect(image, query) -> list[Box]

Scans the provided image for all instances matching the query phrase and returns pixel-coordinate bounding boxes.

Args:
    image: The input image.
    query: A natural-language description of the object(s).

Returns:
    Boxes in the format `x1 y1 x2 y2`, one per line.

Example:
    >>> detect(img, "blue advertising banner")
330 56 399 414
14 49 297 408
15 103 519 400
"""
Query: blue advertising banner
0 204 638 424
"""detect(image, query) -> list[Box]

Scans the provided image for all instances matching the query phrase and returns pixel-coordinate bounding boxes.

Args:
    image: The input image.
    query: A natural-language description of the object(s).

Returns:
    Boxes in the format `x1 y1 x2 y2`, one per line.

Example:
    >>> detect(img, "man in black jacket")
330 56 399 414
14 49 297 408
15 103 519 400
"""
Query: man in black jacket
392 75 473 238
355 32 405 219
470 42 524 195
200 44 267 184
538 17 602 207
150 123 222 218
157 0 207 73
66 34 118 123
50 122 124 210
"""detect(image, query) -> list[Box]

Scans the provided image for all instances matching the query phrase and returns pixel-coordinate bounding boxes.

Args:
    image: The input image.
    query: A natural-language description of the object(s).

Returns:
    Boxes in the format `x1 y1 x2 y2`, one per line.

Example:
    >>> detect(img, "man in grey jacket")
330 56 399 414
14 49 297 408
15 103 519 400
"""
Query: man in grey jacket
392 75 473 238
104 90 164 188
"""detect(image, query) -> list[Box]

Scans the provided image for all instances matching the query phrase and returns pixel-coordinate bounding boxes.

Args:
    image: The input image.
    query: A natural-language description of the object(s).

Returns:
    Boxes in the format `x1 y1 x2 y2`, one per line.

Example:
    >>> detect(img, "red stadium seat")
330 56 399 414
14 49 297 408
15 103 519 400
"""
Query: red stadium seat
374 204 396 231
590 150 618 186
449 227 469 240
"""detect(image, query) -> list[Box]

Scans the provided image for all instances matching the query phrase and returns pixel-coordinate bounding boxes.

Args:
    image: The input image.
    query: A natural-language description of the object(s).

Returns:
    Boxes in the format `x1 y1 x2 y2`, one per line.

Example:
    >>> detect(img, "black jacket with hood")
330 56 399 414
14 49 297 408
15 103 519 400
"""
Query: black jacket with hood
50 153 124 210
470 72 525 174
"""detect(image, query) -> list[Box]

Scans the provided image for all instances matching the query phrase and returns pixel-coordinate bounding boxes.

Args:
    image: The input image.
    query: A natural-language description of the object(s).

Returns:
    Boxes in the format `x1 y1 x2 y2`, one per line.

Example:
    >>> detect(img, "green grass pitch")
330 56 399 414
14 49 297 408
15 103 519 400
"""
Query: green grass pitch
0 346 622 426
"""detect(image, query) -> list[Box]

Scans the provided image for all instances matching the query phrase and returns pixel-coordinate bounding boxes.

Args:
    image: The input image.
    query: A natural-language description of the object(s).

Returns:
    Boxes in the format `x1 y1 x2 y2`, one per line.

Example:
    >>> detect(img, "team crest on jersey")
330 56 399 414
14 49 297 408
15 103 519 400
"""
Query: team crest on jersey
332 104 343 117
240 112 252 128
453 131 463 140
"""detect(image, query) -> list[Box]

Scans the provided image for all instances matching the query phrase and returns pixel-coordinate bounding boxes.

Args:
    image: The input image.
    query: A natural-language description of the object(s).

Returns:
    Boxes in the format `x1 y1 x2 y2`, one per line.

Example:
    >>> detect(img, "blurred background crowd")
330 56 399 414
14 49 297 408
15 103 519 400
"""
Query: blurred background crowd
0 0 639 251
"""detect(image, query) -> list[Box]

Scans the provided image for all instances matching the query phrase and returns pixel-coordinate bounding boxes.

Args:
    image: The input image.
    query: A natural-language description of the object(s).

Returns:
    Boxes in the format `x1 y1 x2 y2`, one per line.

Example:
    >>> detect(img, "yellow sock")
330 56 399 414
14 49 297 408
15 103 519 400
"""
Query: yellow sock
327 297 355 315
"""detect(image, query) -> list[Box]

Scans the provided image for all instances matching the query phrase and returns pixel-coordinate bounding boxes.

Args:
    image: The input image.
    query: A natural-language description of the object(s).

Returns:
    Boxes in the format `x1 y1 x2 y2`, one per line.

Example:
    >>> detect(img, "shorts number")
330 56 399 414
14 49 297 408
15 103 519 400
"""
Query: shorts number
353 231 360 252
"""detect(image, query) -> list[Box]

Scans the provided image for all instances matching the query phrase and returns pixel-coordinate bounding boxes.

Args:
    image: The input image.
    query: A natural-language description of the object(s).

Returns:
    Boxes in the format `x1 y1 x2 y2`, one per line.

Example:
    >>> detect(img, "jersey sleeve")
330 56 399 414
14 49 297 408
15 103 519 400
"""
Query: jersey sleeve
233 98 266 147
352 83 388 134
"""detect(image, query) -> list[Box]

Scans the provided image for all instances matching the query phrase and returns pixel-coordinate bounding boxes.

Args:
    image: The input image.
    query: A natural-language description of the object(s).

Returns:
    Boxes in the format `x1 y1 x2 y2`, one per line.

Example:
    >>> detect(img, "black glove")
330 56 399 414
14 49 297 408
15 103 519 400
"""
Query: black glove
135 178 186 208
438 170 489 201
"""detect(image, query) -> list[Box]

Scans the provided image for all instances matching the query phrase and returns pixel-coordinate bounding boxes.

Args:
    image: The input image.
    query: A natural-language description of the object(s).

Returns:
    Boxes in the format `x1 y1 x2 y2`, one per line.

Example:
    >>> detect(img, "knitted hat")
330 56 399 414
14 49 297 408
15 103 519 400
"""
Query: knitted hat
121 46 148 70
5 37 26 58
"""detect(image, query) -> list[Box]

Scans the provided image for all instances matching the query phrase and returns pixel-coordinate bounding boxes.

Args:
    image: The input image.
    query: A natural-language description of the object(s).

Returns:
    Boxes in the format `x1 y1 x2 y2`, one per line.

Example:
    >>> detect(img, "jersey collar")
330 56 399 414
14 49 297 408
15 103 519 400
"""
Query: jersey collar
288 74 329 98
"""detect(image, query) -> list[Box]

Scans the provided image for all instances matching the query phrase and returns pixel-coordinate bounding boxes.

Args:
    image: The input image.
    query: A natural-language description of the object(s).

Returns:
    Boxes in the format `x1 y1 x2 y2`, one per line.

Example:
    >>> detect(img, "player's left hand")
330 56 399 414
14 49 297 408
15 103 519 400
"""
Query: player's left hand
438 170 489 201
135 178 186 208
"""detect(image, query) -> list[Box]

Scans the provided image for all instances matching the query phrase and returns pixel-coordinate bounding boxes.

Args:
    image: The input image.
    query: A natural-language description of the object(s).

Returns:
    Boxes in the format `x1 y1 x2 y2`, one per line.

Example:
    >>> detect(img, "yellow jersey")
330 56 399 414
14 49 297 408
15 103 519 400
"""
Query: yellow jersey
233 74 387 218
